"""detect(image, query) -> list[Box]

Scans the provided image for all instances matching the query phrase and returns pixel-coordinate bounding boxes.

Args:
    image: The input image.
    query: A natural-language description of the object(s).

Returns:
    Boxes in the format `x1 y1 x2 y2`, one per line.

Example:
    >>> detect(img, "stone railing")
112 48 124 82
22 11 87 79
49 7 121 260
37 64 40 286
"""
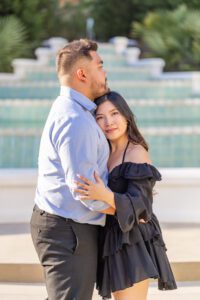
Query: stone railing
110 36 200 92
0 168 199 224
0 37 68 82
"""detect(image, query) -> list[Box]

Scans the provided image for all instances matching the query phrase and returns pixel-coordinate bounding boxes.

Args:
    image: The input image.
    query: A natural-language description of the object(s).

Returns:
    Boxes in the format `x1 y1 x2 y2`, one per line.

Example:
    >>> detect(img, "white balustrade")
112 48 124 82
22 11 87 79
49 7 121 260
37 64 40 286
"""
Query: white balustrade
47 37 68 53
128 58 165 77
125 47 141 64
0 169 199 224
0 37 68 82
112 36 129 55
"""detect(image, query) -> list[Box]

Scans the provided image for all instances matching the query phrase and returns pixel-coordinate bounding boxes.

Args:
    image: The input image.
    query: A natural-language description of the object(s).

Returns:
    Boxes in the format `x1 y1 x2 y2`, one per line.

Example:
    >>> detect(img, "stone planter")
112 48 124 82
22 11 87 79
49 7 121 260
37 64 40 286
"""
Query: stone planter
112 36 129 55
125 47 141 64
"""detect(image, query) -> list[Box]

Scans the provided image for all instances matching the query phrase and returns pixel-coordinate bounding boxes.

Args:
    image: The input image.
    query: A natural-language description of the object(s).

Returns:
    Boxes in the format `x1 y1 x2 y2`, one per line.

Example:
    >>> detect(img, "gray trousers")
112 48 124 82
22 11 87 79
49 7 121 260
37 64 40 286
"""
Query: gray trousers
30 206 99 300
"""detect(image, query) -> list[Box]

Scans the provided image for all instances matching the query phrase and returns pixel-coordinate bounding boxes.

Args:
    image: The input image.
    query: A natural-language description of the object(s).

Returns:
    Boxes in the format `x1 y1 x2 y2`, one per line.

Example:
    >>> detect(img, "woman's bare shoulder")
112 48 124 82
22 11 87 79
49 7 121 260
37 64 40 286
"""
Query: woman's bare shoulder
126 143 152 164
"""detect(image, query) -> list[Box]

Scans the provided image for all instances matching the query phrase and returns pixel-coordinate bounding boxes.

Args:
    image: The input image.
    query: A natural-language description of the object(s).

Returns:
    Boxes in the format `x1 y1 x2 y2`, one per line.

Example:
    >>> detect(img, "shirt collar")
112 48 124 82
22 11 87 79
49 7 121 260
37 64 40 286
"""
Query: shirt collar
60 86 97 113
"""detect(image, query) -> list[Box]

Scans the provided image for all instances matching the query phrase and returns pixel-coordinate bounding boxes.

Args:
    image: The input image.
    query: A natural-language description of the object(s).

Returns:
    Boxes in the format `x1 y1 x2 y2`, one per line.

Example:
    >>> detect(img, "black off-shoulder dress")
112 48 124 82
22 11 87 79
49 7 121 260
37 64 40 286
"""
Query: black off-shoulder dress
96 146 177 299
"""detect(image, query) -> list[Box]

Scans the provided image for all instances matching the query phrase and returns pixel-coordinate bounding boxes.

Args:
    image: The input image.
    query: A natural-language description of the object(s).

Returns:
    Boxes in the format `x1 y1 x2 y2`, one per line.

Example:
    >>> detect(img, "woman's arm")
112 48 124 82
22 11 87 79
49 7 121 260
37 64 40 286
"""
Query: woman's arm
101 207 116 215
74 170 149 231
74 145 154 230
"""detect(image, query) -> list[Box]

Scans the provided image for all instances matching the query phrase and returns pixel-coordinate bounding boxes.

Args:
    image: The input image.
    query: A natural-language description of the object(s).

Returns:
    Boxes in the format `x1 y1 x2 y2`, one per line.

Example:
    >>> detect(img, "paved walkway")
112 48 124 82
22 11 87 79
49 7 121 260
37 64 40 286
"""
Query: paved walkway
0 223 200 299
0 282 200 300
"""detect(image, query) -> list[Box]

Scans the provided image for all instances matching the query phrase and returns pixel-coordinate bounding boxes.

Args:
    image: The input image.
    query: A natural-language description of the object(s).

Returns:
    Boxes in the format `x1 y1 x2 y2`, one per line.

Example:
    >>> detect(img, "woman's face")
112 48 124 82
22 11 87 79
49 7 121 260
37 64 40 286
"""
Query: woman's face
95 100 128 141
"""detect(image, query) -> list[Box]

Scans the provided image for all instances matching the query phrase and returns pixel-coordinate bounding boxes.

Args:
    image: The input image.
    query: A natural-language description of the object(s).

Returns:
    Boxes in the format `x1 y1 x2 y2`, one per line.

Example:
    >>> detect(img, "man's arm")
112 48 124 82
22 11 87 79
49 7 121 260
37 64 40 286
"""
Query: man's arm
52 116 110 211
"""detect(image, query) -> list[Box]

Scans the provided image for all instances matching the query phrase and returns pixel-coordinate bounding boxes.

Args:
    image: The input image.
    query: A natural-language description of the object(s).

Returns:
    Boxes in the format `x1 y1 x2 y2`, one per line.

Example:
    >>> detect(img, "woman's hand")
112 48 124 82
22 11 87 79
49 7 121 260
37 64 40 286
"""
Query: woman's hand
74 173 148 219
74 171 115 207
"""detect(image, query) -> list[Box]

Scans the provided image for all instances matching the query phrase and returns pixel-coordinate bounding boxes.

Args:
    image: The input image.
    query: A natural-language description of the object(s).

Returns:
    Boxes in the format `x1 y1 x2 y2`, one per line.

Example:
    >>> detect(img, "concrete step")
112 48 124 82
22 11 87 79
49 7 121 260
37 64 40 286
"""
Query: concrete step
1 262 200 283
0 282 199 300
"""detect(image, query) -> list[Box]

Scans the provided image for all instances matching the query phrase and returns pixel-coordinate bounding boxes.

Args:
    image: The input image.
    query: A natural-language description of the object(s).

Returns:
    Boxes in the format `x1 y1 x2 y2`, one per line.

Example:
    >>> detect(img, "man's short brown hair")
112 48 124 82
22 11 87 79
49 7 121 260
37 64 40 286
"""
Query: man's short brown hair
56 39 98 76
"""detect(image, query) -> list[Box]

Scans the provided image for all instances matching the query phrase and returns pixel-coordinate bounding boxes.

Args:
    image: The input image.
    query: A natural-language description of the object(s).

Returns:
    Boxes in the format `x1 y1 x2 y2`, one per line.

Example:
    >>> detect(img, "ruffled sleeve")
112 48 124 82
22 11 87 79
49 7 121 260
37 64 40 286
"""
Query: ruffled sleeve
111 163 161 233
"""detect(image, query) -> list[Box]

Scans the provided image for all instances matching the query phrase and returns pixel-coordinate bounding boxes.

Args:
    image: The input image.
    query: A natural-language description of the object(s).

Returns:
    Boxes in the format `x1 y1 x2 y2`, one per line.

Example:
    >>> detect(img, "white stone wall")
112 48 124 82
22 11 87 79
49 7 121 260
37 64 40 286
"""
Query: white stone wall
154 168 200 223
0 169 199 224
0 169 37 223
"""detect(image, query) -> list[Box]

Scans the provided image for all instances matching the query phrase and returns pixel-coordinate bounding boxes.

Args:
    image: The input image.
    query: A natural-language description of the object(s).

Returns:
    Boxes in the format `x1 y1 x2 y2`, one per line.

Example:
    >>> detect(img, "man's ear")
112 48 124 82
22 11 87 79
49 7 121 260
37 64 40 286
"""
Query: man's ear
76 68 87 82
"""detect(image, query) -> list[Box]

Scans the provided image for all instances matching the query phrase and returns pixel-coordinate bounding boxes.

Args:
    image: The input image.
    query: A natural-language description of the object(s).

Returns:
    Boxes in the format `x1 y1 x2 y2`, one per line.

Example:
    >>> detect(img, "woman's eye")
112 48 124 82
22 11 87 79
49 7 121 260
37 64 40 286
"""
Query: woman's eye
112 111 119 116
96 116 103 121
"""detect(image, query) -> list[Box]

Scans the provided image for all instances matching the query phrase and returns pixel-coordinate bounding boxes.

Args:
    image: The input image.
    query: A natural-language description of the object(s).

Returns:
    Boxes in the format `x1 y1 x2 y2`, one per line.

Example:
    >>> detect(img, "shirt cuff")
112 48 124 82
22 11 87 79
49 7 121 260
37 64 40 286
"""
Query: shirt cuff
80 199 110 211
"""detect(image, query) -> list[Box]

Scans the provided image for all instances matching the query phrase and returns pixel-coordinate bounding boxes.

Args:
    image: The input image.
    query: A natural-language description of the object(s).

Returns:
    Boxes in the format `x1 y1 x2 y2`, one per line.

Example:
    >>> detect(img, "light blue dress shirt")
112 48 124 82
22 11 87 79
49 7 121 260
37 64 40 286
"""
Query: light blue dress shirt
34 86 110 226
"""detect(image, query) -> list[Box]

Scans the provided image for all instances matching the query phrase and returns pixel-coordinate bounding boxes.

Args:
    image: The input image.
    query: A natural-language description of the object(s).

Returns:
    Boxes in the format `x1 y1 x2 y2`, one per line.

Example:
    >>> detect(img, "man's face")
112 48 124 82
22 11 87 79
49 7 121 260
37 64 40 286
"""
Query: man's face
86 51 108 99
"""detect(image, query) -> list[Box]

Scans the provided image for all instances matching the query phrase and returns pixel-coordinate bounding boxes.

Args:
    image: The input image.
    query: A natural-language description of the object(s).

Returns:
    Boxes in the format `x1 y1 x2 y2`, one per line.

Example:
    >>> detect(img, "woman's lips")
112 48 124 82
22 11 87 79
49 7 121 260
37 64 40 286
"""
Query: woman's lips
105 128 117 134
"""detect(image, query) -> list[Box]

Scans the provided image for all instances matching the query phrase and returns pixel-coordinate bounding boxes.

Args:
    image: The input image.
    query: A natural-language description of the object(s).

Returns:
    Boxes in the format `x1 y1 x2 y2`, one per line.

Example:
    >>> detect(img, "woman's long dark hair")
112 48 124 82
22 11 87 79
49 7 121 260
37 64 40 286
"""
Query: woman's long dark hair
95 91 149 151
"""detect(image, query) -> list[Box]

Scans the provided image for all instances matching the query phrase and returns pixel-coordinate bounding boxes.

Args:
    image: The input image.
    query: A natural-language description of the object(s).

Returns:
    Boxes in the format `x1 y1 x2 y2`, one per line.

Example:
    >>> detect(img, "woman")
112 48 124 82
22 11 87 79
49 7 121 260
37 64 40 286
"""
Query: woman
74 91 177 299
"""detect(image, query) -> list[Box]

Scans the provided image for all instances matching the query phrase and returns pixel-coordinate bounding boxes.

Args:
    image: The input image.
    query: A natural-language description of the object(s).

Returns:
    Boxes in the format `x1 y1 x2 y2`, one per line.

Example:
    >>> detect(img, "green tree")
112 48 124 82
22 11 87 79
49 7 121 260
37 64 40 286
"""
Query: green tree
90 0 135 40
132 5 200 71
90 0 200 41
58 0 92 41
0 0 63 50
129 0 200 21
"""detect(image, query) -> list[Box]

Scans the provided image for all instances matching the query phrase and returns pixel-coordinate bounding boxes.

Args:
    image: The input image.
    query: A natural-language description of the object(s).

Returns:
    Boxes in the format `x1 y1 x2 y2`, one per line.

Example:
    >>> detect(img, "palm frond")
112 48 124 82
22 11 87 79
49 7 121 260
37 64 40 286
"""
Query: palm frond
0 16 28 72
131 4 200 70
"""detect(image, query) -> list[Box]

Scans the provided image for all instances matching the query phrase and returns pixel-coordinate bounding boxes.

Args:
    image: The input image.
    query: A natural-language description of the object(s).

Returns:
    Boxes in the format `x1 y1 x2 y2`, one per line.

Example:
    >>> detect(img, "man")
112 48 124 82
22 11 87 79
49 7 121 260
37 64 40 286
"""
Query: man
30 39 114 300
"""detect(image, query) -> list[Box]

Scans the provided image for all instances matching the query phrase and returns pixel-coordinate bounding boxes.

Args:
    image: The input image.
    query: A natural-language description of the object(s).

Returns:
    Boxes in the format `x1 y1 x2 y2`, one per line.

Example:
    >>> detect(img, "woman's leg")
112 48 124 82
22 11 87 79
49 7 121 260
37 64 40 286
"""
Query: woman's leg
113 279 149 300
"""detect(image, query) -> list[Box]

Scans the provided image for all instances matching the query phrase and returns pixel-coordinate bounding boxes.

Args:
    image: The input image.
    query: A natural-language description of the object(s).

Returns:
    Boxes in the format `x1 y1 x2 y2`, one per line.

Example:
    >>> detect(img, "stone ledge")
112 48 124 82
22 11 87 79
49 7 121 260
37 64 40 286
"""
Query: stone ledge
0 262 199 283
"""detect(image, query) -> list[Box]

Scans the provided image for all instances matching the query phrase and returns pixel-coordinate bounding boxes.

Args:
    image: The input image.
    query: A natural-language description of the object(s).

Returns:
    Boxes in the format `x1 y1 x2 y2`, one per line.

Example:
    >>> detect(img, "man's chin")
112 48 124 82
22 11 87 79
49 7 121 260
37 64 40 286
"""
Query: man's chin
106 86 110 93
102 84 110 94
95 89 107 98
